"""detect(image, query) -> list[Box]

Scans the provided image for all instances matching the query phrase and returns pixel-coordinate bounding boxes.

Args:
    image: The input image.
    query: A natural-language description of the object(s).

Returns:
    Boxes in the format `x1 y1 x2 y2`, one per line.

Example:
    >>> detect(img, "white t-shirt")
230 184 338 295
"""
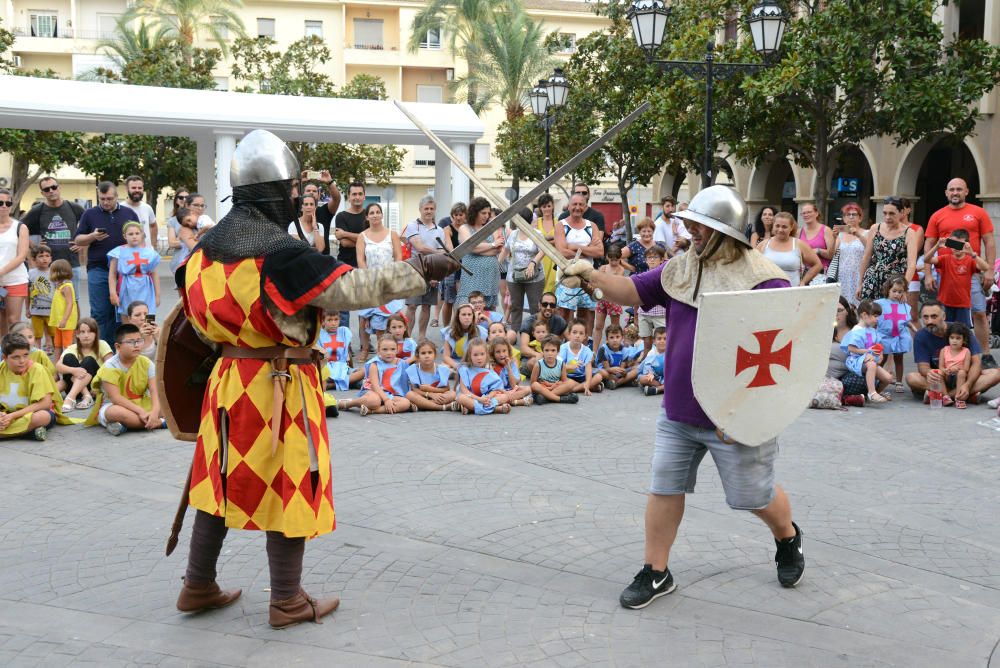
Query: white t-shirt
651 215 691 251
120 200 156 249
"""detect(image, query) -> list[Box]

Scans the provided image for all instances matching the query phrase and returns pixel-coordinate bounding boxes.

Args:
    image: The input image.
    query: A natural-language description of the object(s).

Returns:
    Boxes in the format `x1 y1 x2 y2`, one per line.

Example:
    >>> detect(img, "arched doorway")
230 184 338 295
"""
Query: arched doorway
828 145 874 224
748 154 797 216
913 136 982 226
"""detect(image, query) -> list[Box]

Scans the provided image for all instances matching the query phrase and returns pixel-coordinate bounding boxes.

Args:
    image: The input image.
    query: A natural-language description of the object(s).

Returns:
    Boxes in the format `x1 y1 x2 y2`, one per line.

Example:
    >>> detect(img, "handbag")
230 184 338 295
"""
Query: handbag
511 263 537 283
825 248 841 283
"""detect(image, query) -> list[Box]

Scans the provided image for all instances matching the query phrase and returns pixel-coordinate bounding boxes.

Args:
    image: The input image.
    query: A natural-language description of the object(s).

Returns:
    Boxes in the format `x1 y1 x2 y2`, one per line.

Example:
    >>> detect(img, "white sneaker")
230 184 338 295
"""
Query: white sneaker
988 397 1000 409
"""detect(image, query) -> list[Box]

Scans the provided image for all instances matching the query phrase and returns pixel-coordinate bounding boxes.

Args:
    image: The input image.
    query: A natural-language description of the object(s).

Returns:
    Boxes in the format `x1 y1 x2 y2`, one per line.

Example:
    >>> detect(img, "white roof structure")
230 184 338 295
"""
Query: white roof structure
0 75 483 217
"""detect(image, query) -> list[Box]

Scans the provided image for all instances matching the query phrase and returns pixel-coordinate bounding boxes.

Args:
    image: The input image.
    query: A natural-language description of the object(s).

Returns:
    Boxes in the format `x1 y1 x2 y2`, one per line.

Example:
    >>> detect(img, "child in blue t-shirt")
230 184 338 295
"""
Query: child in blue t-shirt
456 337 509 415
318 311 353 391
386 313 417 363
559 319 603 396
405 339 457 412
841 300 895 404
340 335 411 416
639 326 667 396
596 324 640 389
488 335 532 407
442 303 489 371
874 275 911 393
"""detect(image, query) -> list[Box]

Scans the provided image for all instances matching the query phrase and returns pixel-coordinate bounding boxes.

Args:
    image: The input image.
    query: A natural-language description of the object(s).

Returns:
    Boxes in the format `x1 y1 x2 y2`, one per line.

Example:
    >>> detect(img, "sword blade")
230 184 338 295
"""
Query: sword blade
445 101 651 260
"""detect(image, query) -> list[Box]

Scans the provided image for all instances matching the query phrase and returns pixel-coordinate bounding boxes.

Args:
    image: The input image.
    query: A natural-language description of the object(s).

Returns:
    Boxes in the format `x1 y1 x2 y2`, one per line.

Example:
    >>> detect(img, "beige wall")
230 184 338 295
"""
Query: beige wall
344 5 400 50
400 67 448 102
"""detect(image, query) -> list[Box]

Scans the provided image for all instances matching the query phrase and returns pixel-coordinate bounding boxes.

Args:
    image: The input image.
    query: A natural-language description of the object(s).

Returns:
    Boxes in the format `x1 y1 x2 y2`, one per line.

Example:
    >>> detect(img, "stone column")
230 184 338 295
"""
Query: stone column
215 132 239 220
434 146 452 218
195 137 216 221
449 142 471 208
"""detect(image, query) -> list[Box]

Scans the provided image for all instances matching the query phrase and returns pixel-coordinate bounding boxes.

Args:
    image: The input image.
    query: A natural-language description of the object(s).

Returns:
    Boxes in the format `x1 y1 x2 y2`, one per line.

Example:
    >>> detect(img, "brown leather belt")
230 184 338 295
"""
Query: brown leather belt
220 345 324 455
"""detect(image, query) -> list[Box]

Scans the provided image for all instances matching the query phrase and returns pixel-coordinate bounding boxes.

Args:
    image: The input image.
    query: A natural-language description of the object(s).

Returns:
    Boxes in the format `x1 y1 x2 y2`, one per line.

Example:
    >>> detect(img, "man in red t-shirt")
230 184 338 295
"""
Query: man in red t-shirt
924 178 997 367
923 229 989 327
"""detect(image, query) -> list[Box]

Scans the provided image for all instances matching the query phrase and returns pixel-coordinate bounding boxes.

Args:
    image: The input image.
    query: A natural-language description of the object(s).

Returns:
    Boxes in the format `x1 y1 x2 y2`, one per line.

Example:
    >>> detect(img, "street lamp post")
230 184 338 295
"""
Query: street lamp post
529 68 570 190
627 0 787 189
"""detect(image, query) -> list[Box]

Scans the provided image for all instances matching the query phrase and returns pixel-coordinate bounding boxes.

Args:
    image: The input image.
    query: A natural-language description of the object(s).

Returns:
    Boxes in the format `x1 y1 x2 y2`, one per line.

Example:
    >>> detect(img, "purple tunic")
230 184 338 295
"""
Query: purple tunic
631 264 790 428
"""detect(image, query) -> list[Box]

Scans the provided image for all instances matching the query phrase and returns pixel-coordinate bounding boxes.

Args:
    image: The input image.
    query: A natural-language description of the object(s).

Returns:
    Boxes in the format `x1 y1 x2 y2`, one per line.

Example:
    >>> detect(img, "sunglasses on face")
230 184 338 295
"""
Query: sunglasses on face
41 185 59 192
0 200 12 207
540 301 556 308
574 191 588 197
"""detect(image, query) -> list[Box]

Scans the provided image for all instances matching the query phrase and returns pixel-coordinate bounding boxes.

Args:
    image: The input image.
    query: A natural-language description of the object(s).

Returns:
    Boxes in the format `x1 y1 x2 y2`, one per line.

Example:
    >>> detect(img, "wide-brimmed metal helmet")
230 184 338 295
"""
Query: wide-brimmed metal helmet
675 185 750 247
231 129 299 188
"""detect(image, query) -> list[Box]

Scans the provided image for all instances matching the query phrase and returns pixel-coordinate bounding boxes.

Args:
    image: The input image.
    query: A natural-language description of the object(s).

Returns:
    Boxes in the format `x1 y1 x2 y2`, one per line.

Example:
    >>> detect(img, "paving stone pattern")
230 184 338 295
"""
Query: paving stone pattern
2 268 999 666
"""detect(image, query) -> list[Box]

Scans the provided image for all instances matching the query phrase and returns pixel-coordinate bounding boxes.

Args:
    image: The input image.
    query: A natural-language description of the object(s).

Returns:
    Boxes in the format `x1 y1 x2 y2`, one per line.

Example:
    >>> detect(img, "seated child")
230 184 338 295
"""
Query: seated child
340 334 411 416
559 319 604 396
840 300 895 404
9 321 57 383
518 319 549 375
488 321 521 371
622 324 644 367
318 310 352 391
357 298 406 361
386 313 417 363
939 322 973 409
529 335 578 405
442 303 488 371
85 323 165 435
638 326 667 395
596 324 639 389
405 339 457 412
469 291 506 327
455 337 510 415
0 333 74 441
54 318 112 413
488 336 532 407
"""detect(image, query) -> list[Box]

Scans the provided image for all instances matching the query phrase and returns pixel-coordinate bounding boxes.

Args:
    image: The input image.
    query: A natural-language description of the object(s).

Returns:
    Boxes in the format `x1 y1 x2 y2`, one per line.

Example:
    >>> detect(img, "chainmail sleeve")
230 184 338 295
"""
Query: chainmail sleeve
306 261 427 312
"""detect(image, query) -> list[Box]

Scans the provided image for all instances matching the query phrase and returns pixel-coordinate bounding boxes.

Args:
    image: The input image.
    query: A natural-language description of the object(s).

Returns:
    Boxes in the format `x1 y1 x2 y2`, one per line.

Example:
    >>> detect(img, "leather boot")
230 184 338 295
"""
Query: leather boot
176 580 242 613
269 588 340 629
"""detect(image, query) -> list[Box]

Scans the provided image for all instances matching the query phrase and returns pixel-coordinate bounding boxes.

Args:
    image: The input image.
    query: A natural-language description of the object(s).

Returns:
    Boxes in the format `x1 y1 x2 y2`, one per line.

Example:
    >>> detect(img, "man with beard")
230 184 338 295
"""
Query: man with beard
904 300 1000 403
564 186 806 609
121 175 157 249
172 130 459 628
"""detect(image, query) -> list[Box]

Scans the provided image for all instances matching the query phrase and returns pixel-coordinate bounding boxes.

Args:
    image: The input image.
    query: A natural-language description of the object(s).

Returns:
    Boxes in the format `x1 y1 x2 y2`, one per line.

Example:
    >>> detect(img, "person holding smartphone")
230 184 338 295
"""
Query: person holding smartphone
125 300 160 359
74 182 139 348
922 229 990 328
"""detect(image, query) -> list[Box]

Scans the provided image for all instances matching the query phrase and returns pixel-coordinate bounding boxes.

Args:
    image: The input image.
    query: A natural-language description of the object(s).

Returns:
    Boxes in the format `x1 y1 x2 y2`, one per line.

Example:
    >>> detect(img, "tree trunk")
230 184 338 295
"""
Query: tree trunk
618 175 632 240
10 156 42 218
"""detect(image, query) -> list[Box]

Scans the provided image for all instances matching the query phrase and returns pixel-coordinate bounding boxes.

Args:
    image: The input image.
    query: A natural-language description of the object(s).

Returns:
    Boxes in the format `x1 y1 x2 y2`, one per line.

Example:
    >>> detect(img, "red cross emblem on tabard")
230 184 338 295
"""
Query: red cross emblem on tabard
735 329 792 388
322 336 344 360
128 251 150 277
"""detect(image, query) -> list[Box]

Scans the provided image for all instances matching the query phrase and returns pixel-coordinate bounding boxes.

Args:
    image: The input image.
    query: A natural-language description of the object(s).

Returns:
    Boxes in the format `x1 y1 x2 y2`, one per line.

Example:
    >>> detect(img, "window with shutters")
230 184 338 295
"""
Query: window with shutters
257 18 275 38
353 18 383 49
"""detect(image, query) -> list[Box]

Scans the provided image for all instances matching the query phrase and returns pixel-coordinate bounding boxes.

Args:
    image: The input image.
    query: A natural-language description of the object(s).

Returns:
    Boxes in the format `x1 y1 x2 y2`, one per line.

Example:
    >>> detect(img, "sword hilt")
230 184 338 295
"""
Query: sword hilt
560 249 604 301
438 239 473 275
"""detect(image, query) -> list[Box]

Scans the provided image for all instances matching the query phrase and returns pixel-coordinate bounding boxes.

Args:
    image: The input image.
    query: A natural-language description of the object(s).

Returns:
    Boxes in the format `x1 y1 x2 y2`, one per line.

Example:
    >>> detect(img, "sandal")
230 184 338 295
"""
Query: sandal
942 395 954 407
61 399 76 413
868 393 888 404
955 400 967 409
893 382 904 394
359 405 371 417
76 396 94 410
429 319 439 328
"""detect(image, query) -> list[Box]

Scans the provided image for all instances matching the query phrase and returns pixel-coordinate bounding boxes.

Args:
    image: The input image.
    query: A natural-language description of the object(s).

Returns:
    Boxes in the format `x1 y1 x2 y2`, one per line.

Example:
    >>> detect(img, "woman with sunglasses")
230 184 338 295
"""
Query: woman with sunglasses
830 202 869 305
0 188 30 334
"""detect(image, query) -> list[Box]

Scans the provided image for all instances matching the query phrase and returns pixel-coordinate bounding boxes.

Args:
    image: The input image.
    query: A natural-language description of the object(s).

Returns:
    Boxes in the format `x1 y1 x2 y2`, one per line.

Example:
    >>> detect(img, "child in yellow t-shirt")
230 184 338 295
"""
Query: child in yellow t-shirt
0 333 74 440
47 259 77 361
85 323 165 436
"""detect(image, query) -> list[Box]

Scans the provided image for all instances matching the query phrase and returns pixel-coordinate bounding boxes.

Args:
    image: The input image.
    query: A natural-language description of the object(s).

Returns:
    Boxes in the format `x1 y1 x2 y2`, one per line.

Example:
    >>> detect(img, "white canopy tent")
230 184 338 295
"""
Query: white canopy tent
0 75 485 219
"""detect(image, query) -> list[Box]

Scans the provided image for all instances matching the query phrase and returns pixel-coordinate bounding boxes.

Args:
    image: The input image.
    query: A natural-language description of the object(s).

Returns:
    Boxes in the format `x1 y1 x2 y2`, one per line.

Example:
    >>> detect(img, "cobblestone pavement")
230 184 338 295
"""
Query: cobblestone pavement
3 267 1000 666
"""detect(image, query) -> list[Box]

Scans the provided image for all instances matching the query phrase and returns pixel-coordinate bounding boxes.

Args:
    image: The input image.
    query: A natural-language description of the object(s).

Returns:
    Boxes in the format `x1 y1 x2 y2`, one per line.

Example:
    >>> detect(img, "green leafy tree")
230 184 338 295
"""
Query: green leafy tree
231 36 404 186
124 0 246 60
0 27 84 212
408 0 507 195
76 32 221 210
716 0 1000 205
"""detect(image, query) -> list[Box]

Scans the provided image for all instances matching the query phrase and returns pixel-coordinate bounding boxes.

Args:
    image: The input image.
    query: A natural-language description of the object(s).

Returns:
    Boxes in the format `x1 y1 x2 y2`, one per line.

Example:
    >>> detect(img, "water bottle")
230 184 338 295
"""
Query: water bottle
928 373 943 409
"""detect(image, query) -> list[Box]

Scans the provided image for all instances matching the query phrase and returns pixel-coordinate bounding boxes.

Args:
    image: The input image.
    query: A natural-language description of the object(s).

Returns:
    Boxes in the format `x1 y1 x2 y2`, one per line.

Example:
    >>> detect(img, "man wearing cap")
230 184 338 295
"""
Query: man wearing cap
565 185 806 609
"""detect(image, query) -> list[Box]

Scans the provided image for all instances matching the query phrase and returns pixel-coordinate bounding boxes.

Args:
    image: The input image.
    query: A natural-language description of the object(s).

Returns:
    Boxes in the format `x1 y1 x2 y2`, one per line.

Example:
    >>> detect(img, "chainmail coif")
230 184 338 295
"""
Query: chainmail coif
199 180 308 264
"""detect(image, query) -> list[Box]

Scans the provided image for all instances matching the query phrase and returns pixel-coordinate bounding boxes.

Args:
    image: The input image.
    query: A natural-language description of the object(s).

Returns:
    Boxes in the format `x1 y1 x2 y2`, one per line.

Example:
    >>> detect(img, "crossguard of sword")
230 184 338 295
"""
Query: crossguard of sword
438 240 473 275
559 249 604 301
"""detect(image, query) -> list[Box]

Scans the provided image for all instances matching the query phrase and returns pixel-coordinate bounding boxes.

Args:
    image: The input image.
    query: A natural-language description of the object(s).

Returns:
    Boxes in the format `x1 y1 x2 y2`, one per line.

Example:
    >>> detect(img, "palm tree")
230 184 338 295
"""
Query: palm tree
95 18 172 75
453 6 556 123
408 0 507 196
124 0 246 59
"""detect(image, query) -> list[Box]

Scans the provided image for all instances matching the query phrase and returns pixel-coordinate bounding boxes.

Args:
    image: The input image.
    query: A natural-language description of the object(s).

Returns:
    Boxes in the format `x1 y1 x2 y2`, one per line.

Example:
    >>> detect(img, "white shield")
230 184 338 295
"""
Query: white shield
692 284 840 446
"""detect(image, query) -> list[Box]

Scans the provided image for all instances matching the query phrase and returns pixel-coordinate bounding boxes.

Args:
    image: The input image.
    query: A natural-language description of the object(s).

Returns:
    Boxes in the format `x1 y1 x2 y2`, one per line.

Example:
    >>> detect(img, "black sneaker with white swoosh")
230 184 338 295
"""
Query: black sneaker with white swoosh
619 564 676 609
774 522 805 588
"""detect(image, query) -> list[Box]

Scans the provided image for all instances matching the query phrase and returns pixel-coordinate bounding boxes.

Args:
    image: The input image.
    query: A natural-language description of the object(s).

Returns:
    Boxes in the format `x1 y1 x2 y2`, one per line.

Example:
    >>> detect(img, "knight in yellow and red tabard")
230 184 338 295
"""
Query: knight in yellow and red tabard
172 130 459 629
